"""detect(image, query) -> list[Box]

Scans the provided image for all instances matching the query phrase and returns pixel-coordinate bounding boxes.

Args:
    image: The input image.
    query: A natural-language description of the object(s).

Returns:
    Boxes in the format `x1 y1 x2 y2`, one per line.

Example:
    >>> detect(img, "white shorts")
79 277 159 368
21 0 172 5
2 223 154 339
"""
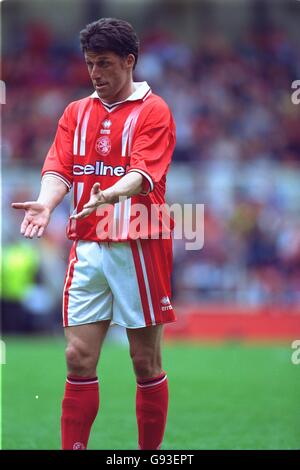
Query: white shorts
62 239 176 329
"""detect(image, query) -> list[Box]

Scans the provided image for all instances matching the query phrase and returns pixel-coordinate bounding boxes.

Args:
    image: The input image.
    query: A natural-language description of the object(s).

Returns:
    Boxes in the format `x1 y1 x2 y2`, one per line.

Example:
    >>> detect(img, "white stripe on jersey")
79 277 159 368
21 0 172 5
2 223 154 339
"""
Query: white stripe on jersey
79 104 92 156
127 116 137 156
73 104 85 155
127 106 146 155
70 182 84 232
121 100 150 158
121 115 134 157
77 182 84 206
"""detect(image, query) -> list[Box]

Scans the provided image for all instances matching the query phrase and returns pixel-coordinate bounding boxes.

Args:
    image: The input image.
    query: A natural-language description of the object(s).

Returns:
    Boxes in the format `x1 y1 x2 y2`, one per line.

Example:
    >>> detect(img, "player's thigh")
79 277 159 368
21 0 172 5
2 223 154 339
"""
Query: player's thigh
63 241 113 327
65 320 111 363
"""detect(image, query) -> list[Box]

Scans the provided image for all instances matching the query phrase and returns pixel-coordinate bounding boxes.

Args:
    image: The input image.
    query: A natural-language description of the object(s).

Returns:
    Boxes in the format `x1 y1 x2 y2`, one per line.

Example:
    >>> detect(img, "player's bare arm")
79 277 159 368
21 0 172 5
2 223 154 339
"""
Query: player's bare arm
71 171 143 220
11 176 68 239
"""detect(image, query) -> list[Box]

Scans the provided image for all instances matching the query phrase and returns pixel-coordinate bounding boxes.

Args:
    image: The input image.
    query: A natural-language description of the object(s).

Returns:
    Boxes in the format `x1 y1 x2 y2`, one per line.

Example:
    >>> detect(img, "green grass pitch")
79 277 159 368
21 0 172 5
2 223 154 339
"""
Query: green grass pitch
1 336 299 449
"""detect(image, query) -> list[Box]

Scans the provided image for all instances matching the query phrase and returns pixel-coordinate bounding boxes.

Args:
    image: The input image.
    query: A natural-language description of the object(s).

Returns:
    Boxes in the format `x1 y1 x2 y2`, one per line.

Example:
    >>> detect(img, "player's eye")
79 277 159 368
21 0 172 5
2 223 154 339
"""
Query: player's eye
86 60 111 69
98 61 111 68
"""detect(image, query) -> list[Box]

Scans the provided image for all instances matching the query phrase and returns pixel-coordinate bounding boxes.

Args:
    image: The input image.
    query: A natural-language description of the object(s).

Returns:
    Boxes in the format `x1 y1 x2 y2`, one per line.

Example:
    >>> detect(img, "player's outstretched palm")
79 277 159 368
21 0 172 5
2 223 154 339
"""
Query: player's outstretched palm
71 183 108 220
11 201 51 238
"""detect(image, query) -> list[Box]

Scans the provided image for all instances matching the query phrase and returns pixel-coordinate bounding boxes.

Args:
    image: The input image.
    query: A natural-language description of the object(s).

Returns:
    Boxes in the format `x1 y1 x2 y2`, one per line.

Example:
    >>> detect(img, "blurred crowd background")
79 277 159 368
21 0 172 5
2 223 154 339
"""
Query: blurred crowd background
2 0 300 333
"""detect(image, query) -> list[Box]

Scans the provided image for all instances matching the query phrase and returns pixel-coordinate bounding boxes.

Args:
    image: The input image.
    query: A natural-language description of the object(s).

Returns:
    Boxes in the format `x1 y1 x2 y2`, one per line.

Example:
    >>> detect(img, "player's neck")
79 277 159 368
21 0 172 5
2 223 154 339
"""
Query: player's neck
101 81 136 106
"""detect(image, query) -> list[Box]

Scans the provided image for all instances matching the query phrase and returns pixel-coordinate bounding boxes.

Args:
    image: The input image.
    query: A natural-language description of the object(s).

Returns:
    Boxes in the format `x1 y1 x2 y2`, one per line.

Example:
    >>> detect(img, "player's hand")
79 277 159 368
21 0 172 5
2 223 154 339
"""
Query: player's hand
11 201 51 238
71 183 109 220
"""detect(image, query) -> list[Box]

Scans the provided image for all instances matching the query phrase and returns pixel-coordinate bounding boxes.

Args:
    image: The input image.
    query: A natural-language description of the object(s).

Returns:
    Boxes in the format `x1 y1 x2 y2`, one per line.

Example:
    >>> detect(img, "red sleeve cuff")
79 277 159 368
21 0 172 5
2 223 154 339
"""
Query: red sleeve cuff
127 168 154 196
41 171 72 192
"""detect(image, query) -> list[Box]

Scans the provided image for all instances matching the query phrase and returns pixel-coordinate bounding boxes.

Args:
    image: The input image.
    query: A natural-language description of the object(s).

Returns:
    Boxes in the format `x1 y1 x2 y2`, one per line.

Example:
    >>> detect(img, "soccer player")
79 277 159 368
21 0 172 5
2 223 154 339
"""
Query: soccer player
12 18 176 450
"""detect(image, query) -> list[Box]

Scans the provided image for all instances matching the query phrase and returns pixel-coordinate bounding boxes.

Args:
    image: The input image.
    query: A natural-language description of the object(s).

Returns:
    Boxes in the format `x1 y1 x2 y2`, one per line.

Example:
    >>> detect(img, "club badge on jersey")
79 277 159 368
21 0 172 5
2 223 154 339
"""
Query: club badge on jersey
96 119 112 155
95 136 111 156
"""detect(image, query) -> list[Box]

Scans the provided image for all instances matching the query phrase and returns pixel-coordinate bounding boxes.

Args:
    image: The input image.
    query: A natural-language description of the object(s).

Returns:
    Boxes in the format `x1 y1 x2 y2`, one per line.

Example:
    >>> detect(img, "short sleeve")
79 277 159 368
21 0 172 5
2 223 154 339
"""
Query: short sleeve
41 104 74 191
127 100 176 195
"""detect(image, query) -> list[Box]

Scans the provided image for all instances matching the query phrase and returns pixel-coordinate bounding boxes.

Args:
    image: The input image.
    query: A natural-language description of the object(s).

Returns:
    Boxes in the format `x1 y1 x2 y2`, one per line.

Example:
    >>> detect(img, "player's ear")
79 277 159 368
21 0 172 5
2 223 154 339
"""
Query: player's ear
126 54 135 69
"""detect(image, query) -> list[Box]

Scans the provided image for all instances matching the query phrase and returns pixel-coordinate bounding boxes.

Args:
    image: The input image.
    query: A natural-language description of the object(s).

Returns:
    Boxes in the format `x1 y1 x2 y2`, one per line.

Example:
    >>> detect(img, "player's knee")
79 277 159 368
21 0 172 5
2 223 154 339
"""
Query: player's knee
65 342 96 376
65 344 79 369
130 351 162 379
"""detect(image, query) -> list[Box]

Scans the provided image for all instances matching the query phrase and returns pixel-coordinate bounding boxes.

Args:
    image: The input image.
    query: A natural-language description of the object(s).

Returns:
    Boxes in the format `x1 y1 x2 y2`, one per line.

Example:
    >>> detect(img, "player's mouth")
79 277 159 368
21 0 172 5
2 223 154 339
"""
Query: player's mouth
95 83 108 91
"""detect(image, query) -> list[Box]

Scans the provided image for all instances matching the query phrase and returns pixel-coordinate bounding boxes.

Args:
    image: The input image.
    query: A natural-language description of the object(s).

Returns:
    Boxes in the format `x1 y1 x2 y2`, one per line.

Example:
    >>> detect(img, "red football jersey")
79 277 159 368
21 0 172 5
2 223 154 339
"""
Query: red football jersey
42 82 176 241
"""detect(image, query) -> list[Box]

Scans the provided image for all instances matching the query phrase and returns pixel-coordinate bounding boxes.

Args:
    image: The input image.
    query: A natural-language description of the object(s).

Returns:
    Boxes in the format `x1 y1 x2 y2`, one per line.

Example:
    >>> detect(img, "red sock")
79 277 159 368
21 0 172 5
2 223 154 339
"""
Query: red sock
136 372 169 450
61 376 99 450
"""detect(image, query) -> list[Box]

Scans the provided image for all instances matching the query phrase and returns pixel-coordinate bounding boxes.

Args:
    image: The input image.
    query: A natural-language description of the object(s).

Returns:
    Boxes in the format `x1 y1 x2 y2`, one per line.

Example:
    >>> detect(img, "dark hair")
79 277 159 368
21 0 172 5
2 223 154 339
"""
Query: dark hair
80 18 139 69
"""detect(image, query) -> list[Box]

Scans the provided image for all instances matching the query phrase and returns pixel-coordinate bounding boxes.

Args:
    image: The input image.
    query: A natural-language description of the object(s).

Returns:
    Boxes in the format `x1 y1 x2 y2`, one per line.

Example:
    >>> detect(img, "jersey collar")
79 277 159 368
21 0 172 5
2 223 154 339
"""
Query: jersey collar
90 81 151 107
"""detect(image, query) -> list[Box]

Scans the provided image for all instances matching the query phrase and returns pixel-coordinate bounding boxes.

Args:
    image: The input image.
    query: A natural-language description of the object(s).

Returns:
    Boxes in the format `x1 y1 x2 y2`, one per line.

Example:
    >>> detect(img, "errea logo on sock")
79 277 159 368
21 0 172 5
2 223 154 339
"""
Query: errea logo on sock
73 442 85 450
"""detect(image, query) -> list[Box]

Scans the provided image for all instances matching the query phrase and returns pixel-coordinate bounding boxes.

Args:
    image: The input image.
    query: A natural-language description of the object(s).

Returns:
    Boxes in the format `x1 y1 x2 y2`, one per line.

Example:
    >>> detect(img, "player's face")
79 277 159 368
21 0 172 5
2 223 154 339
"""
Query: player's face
85 51 135 104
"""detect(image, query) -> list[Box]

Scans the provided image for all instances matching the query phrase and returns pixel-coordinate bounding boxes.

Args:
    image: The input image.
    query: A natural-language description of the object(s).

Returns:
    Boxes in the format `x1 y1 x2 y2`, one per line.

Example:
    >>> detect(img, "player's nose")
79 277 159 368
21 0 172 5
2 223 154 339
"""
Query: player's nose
90 64 102 80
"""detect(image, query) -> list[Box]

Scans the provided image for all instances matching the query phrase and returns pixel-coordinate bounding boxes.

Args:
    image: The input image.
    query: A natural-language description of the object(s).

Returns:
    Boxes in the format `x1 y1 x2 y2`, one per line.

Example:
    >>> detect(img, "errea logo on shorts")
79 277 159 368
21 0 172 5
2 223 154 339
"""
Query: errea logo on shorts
73 160 129 177
161 296 173 311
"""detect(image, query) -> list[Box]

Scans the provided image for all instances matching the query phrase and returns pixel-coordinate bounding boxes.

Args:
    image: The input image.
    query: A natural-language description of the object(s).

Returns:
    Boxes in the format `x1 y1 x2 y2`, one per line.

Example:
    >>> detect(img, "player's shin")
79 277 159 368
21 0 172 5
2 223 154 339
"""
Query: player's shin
136 372 168 450
61 376 99 450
